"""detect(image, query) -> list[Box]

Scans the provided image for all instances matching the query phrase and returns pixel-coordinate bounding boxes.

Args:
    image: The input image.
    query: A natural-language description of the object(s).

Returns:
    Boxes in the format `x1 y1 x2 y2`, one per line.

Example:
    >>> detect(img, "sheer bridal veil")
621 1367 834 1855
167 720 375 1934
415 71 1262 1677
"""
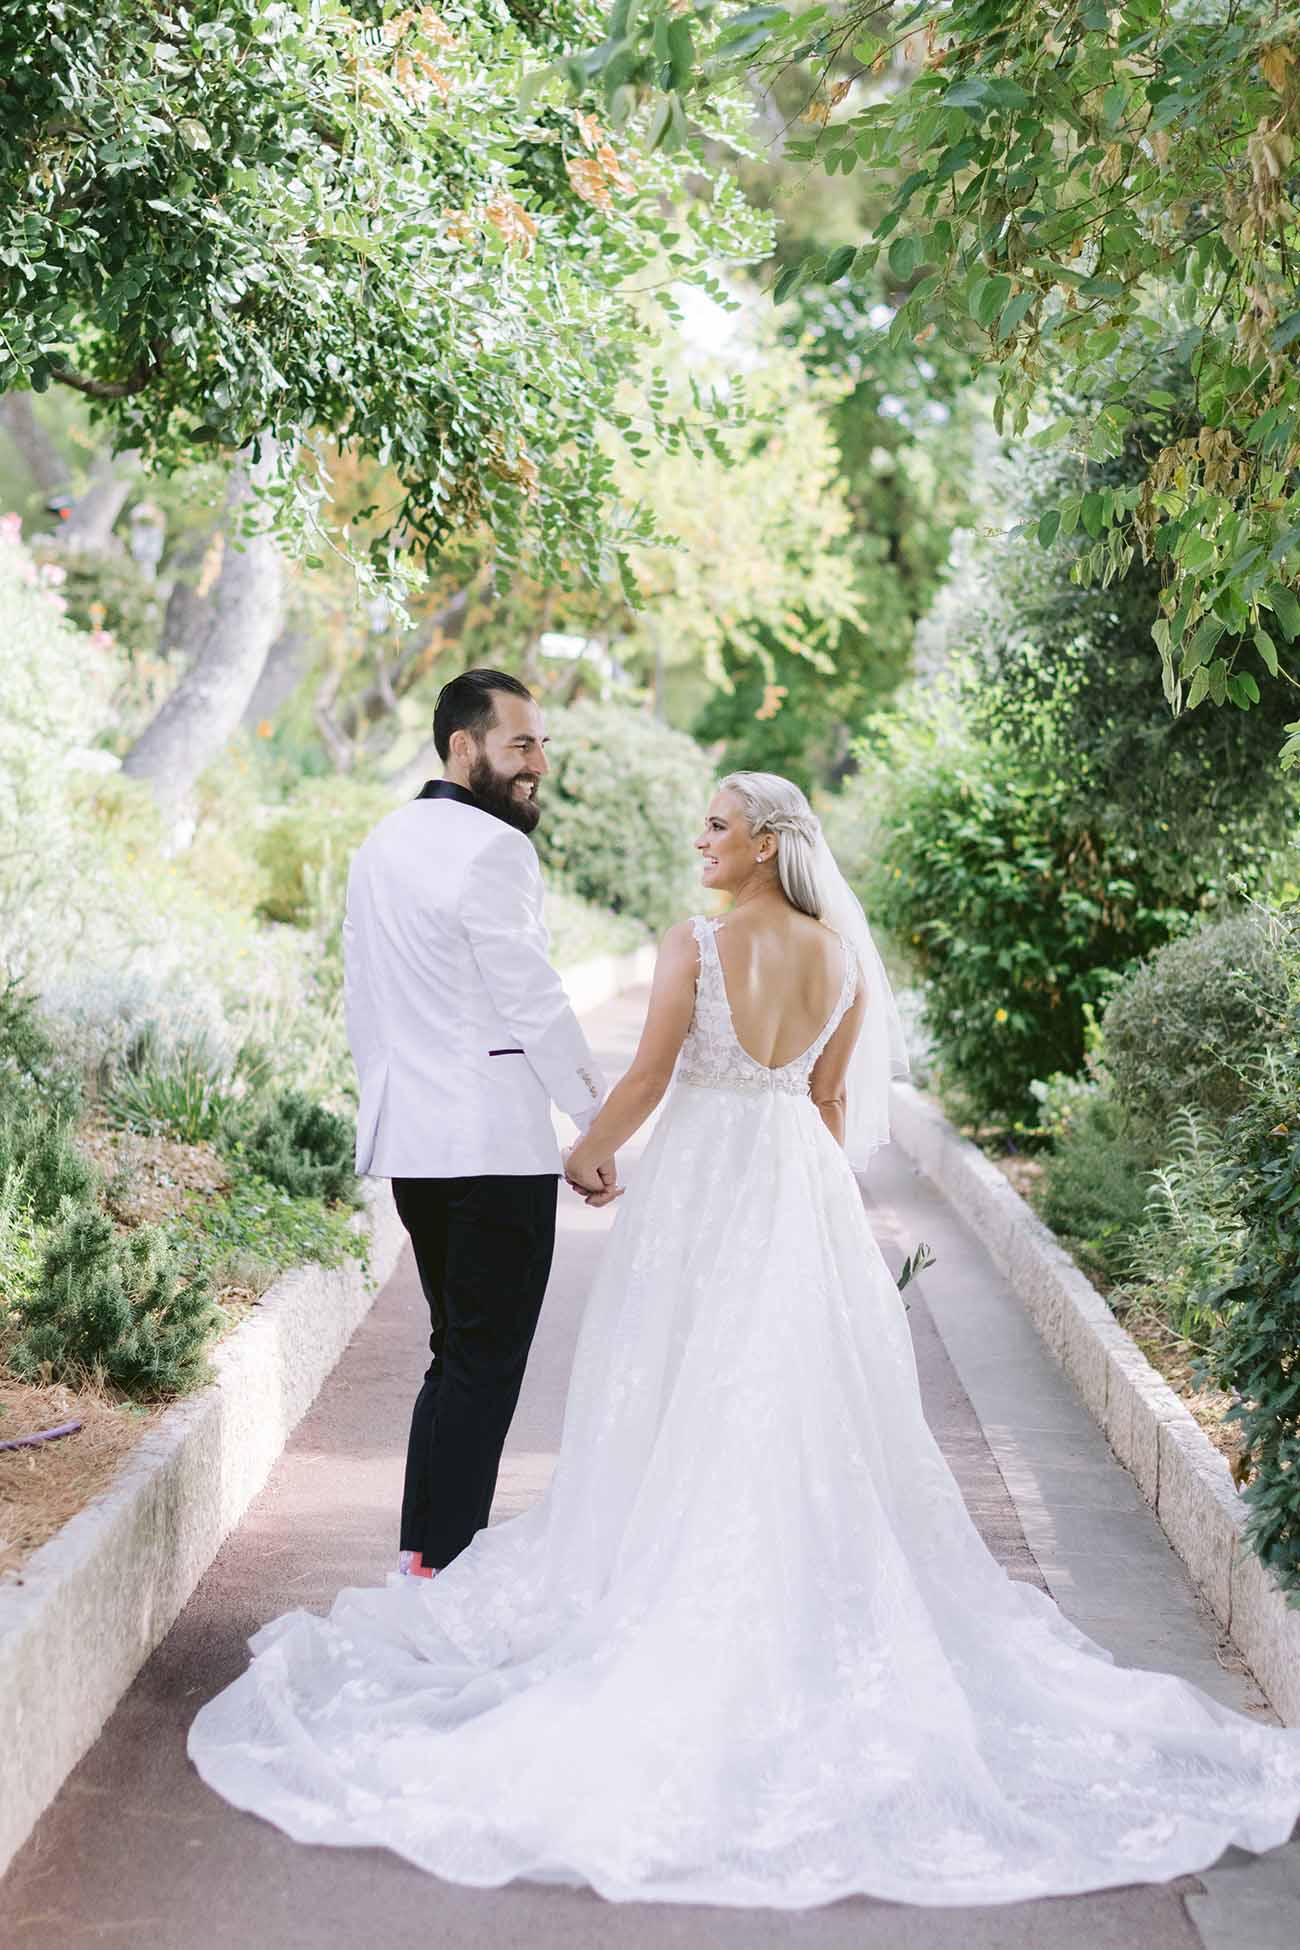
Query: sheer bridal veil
811 829 911 1169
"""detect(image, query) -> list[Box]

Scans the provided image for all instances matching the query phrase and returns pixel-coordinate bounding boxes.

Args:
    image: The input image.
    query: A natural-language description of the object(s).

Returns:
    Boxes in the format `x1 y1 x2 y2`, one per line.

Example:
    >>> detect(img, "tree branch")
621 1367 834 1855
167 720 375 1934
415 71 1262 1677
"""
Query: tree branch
50 344 164 400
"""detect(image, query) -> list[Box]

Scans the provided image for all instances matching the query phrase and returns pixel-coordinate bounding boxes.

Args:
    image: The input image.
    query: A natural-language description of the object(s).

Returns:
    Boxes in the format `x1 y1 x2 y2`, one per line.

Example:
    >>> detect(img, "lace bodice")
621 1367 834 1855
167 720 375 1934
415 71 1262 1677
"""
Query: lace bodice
676 914 858 1097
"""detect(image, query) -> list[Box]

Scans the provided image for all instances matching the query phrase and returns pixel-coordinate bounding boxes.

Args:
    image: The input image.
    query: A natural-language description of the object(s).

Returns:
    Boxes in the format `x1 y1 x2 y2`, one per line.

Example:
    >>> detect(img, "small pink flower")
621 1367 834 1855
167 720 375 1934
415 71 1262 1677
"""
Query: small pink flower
0 512 21 543
39 561 67 587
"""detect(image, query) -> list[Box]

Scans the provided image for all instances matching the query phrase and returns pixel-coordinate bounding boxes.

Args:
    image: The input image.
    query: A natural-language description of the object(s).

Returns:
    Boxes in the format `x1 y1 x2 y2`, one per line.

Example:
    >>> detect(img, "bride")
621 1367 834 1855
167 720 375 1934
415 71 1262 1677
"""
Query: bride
189 771 1300 1908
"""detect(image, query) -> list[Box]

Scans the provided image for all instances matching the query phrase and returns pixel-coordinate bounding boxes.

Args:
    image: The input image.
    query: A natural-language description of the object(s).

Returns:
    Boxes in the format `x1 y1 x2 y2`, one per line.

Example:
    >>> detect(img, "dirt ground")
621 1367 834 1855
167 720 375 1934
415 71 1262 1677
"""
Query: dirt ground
0 1378 154 1581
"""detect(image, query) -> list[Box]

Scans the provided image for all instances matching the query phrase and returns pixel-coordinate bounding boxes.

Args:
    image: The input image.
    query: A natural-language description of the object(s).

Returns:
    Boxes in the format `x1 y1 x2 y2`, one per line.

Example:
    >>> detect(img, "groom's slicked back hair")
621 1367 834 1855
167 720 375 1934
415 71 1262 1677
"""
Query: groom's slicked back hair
433 668 534 761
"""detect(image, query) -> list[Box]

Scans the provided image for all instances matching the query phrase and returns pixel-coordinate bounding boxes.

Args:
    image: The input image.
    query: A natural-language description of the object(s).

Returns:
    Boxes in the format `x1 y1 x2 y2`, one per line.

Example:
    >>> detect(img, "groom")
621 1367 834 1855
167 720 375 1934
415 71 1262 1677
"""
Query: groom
343 668 617 1578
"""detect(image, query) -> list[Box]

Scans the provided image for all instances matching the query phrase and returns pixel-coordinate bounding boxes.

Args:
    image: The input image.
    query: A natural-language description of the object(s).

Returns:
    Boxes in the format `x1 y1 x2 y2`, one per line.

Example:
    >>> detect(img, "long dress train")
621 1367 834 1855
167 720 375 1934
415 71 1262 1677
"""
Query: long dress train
188 917 1300 1907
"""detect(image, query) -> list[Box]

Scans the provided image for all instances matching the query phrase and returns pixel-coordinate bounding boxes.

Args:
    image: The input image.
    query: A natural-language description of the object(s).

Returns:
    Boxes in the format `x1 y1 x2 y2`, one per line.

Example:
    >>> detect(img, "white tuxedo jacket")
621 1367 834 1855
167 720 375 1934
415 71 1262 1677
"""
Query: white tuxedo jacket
343 783 605 1178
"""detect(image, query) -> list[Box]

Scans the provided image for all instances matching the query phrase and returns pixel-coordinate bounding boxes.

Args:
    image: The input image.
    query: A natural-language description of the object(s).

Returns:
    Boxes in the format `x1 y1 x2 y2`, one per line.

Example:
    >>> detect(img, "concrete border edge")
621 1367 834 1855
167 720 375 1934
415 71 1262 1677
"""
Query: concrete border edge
0 1182 406 1878
889 1079 1300 1727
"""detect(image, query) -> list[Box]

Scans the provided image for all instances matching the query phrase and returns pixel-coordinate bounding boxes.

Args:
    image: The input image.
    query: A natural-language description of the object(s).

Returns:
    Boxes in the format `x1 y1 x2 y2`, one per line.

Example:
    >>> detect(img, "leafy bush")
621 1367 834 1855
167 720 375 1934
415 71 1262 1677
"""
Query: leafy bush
167 1174 368 1301
1202 1039 1300 1596
254 777 395 928
0 1106 98 1225
0 1161 41 1319
1033 1084 1157 1287
0 978 81 1121
1113 1110 1240 1348
857 682 1192 1127
534 700 714 933
11 1202 216 1397
31 541 161 655
1101 913 1289 1134
543 884 646 966
235 1088 360 1207
104 1024 246 1143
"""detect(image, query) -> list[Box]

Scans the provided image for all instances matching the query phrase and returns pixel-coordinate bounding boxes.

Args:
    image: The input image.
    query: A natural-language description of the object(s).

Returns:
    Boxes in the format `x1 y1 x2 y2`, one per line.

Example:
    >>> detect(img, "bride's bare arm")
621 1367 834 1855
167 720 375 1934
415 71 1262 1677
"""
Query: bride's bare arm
809 985 866 1145
565 921 698 1183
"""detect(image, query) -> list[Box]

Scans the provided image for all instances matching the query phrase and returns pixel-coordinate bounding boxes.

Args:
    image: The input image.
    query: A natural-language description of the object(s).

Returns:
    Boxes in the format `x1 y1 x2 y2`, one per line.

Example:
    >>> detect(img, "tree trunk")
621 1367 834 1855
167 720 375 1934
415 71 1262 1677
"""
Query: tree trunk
242 623 311 729
159 530 217 662
0 394 65 498
58 448 139 552
123 441 283 818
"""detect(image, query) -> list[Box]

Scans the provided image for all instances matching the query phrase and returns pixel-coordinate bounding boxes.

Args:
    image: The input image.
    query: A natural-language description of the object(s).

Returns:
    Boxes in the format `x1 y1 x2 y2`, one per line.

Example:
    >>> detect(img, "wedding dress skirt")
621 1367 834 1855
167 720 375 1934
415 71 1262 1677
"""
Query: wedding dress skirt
189 922 1300 1907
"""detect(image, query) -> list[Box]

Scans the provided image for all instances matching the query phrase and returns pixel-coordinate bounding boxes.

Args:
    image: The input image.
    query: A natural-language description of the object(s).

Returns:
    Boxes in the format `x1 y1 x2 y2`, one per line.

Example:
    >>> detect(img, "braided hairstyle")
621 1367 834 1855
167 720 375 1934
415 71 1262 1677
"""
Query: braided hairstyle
718 771 827 920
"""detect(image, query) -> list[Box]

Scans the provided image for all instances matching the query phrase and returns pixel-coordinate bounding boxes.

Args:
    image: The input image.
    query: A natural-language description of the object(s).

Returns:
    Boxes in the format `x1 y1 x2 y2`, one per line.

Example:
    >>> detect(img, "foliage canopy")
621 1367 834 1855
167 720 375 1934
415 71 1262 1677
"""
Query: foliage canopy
589 0 1300 750
1 0 767 591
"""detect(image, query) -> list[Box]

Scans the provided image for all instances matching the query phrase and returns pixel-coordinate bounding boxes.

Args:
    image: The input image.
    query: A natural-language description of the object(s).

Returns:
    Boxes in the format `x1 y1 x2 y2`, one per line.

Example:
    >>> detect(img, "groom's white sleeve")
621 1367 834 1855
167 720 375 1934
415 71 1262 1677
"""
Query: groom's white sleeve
461 828 606 1133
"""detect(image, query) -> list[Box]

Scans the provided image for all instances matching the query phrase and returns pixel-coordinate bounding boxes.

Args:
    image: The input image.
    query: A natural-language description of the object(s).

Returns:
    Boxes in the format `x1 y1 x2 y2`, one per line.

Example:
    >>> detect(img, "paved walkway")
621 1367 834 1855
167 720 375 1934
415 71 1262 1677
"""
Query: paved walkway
3 986 1298 1949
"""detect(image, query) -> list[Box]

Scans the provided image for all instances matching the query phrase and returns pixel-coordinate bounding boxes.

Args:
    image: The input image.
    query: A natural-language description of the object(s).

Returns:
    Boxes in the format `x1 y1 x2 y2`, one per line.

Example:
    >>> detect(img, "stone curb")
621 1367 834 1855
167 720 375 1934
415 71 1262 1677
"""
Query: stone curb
0 1182 406 1878
889 1080 1300 1727
0 946 648 1877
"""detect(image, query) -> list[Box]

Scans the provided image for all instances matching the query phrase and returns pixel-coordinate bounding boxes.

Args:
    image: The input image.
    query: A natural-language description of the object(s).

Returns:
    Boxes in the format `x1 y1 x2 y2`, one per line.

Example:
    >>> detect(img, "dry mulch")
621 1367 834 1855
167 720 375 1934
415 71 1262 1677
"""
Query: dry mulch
77 1119 230 1226
0 1379 155 1583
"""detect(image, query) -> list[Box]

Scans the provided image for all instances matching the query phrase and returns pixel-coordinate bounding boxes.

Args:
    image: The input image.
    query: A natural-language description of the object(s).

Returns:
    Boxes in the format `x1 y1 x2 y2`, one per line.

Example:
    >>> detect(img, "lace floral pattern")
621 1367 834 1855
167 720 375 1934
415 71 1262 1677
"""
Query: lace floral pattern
189 939 1300 1907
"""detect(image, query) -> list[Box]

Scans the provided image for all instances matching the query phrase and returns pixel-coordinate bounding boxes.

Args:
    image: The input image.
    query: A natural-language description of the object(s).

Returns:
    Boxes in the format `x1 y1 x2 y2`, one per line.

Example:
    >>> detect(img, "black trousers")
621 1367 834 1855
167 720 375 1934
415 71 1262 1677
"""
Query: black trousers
392 1173 558 1570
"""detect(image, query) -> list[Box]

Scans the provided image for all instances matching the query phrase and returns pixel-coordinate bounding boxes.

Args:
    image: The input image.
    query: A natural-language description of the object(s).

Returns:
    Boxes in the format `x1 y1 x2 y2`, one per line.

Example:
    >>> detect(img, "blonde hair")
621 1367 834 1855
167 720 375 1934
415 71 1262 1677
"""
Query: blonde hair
718 771 826 919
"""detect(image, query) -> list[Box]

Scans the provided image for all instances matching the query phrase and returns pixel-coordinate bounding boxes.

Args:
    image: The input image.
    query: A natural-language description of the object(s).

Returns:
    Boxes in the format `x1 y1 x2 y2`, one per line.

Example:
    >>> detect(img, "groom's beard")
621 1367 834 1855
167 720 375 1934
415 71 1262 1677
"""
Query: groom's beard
467 749 543 835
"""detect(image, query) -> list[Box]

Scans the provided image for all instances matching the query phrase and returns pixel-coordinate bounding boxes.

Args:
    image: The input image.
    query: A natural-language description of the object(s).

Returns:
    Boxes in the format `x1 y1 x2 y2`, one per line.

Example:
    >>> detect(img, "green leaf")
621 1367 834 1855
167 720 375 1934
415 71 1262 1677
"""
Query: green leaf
970 274 1010 329
996 287 1035 342
824 243 857 285
1255 628 1279 676
888 234 920 280
1264 584 1300 641
1037 508 1061 547
941 78 992 112
1185 665 1210 709
1182 616 1225 672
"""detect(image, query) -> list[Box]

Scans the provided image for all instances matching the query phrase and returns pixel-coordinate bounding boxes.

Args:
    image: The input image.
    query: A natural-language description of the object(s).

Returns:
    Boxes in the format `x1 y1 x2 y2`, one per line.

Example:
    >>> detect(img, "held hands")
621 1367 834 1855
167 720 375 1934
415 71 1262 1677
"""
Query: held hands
564 1144 623 1207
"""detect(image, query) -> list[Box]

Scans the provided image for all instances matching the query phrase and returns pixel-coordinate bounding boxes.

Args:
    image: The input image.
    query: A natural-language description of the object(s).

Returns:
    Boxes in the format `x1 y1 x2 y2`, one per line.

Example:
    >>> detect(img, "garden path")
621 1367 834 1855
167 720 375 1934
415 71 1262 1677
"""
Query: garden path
1 983 1297 1950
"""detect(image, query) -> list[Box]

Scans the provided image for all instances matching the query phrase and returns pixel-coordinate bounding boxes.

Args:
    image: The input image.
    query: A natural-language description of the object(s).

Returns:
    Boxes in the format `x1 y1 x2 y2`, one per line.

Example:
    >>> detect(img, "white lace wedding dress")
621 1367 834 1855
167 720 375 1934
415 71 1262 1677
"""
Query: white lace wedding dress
189 916 1300 1907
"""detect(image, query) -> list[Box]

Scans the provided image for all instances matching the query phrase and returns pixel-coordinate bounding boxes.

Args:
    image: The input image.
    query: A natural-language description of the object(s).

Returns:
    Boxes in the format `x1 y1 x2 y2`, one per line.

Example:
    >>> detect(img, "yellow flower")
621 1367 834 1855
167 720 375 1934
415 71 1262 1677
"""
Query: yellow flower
995 1008 1008 1024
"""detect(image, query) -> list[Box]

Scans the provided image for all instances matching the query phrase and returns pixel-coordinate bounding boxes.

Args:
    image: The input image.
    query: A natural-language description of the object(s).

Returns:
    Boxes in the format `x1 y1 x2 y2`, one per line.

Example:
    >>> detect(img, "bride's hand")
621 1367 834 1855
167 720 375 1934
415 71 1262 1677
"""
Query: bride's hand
564 1146 623 1205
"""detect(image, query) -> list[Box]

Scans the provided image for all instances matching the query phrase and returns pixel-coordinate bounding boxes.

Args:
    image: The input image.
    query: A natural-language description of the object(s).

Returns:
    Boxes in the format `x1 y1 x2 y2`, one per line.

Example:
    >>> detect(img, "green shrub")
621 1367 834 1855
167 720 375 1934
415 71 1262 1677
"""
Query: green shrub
0 1162 41 1317
254 777 395 928
543 885 646 967
534 700 714 932
1101 913 1288 1133
858 687 1192 1128
0 1106 98 1224
1033 1085 1157 1287
1113 1110 1241 1347
104 1024 242 1143
1201 1040 1300 1596
234 1088 360 1207
11 1202 216 1397
0 980 81 1121
167 1174 368 1300
31 542 161 654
